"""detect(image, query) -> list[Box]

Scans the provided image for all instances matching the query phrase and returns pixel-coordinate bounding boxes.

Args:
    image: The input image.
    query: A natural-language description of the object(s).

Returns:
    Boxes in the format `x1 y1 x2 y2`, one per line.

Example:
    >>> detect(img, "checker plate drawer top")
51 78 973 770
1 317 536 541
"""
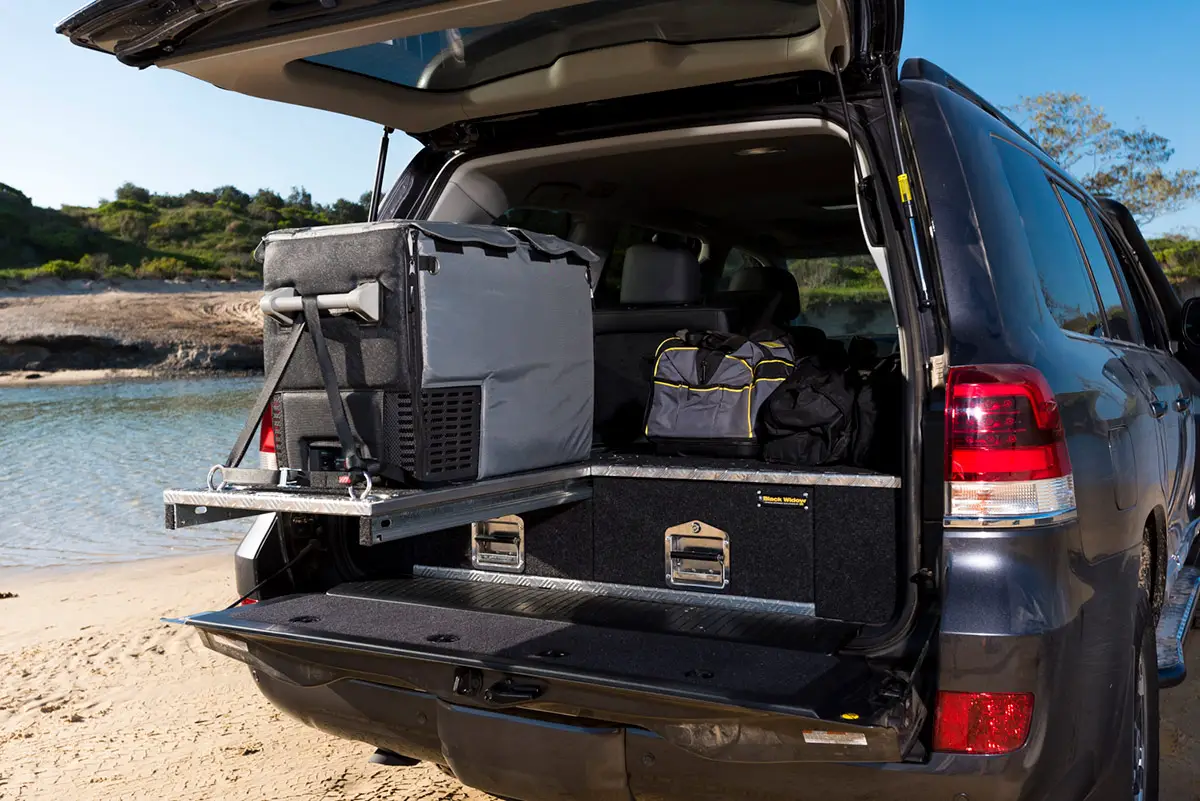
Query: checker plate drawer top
665 520 729 590
471 515 526 573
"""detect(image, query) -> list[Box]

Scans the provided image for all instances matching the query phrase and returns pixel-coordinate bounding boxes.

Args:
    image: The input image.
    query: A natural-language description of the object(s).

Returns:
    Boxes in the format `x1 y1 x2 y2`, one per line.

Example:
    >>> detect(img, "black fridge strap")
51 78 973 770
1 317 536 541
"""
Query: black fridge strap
302 296 362 472
223 319 306 470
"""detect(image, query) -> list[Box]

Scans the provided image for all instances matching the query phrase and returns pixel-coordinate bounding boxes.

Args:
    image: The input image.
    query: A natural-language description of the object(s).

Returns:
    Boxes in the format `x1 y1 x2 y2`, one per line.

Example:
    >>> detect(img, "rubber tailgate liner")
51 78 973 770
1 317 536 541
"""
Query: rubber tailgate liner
333 577 856 650
190 577 893 715
223 594 837 702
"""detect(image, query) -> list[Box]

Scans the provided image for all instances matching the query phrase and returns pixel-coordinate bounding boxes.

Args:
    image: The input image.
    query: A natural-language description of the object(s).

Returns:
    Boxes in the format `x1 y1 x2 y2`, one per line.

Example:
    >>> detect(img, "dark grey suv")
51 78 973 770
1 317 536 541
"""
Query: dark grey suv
62 1 1200 799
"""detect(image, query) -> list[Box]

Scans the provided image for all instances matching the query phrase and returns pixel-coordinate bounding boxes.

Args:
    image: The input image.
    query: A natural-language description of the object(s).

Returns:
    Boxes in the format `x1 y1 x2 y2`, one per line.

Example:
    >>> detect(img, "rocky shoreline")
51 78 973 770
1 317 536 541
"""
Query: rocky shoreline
0 335 262 373
0 285 264 384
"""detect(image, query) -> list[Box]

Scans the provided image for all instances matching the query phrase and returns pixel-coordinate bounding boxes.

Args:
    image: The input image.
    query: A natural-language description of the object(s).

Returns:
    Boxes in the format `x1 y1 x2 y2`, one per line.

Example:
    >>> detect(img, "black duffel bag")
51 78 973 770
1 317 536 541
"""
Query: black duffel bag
850 352 903 473
760 353 858 467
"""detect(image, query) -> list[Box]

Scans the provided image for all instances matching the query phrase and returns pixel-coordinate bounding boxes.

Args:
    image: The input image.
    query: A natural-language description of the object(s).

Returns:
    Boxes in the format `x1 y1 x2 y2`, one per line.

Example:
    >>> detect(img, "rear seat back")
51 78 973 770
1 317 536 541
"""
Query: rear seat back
593 244 733 446
711 263 802 331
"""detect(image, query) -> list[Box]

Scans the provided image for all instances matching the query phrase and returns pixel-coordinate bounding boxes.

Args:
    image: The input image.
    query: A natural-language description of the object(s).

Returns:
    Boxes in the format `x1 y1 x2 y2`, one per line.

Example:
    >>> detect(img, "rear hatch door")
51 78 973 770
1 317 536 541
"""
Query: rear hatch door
59 0 903 140
179 574 928 763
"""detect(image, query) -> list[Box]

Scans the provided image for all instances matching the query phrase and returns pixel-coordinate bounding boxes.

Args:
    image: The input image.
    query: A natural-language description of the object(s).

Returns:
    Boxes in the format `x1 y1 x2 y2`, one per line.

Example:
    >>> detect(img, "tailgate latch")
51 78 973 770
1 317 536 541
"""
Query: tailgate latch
484 678 545 707
665 521 730 590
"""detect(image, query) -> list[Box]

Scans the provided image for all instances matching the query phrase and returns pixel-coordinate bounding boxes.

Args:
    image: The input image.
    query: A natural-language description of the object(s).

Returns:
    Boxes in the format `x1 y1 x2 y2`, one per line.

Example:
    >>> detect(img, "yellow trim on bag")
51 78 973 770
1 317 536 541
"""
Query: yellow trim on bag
748 377 788 436
653 380 749 393
652 347 753 379
655 336 683 357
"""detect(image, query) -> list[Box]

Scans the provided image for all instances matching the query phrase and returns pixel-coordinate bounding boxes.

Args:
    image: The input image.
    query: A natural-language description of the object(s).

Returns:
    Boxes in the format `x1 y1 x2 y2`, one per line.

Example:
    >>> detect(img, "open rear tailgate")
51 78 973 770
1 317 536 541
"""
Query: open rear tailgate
60 0 902 137
181 576 925 763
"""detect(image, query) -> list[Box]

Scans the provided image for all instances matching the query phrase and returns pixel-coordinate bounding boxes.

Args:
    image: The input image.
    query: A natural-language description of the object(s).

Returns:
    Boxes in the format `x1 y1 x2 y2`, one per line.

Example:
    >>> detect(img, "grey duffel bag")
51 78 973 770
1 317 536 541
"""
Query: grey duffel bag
645 330 795 456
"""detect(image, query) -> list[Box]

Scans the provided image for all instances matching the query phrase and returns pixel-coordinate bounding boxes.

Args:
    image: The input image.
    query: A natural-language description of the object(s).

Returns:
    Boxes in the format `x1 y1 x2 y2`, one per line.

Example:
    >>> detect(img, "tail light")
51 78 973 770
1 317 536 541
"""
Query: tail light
260 404 276 455
259 403 278 471
945 365 1076 523
933 691 1034 754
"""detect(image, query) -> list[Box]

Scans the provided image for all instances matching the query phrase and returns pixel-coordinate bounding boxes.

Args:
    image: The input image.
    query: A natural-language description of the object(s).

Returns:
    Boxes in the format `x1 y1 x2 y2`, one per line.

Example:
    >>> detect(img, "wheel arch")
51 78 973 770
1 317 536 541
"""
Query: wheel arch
1145 506 1168 619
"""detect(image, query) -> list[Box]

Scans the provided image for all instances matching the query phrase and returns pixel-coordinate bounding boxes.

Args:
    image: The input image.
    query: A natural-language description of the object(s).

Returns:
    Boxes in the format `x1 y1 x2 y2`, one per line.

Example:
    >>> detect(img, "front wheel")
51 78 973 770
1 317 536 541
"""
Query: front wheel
1133 608 1159 801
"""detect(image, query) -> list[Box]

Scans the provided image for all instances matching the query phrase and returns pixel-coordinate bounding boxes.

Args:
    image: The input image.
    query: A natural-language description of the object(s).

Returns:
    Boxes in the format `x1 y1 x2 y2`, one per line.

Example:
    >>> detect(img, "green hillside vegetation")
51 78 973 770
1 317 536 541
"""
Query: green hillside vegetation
1149 234 1200 284
3 181 1199 297
0 182 370 281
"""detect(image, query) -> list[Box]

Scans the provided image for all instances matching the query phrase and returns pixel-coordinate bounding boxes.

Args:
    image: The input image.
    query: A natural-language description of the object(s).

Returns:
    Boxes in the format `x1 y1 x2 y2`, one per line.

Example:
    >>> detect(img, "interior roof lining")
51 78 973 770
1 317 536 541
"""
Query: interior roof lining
443 117 873 191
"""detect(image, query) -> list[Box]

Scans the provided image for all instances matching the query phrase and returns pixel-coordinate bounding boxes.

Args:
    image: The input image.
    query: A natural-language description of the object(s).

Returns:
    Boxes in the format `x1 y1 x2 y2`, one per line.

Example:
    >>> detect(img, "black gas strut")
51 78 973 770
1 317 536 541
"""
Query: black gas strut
831 57 868 203
873 58 932 309
368 126 395 223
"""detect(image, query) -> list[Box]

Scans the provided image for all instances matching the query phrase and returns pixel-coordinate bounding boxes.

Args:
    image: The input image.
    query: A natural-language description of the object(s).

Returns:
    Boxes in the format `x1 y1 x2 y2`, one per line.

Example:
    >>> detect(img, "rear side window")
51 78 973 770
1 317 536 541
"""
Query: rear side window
1055 189 1141 344
786 254 896 340
993 140 1104 337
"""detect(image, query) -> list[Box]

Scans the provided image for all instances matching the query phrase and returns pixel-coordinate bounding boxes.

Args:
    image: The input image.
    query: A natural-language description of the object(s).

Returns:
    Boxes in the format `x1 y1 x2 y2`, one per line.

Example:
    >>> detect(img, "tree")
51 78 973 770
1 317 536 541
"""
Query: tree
251 189 284 209
149 192 184 208
1008 93 1200 224
214 185 251 211
248 189 284 222
286 186 313 210
115 182 151 204
1085 128 1200 224
327 197 368 224
182 189 217 206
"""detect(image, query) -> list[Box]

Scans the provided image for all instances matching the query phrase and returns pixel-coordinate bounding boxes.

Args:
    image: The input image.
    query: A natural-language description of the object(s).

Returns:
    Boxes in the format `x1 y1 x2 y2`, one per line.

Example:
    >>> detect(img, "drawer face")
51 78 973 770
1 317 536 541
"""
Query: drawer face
593 478 815 604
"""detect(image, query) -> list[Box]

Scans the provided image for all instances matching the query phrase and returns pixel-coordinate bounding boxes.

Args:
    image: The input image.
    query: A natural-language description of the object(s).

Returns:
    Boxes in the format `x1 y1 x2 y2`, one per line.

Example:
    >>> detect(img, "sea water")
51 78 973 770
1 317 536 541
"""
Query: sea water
0 377 259 570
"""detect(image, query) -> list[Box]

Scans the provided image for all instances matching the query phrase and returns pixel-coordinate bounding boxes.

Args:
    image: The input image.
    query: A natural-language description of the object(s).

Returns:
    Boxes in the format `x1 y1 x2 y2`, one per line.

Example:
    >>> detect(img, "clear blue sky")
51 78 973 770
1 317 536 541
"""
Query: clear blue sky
2 1 1198 235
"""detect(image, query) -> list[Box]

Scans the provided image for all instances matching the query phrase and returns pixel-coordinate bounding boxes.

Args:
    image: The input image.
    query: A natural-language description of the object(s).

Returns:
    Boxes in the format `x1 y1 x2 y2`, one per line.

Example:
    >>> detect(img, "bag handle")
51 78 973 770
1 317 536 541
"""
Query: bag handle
695 333 747 385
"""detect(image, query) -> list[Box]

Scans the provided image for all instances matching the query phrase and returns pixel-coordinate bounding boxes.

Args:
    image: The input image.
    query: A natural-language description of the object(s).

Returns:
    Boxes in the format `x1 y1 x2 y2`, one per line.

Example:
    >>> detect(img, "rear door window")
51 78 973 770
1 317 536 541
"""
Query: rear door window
1056 188 1141 344
993 139 1105 338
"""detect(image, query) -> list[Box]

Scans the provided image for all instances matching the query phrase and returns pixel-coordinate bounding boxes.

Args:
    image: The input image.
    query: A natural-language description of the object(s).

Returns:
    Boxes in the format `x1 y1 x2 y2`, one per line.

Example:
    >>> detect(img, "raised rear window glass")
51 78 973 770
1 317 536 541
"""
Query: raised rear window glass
303 0 820 92
993 139 1105 338
1056 188 1141 344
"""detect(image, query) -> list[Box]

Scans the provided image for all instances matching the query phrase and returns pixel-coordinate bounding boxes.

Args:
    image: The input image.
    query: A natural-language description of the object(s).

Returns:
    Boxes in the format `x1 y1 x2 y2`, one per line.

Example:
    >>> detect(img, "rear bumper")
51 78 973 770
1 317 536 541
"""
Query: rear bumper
250 668 1042 801
188 569 1121 801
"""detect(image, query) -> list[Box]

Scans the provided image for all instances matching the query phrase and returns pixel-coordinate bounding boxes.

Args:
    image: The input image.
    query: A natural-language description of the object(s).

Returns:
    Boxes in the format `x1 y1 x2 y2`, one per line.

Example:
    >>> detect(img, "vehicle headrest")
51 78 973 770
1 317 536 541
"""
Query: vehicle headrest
727 265 801 324
620 244 701 305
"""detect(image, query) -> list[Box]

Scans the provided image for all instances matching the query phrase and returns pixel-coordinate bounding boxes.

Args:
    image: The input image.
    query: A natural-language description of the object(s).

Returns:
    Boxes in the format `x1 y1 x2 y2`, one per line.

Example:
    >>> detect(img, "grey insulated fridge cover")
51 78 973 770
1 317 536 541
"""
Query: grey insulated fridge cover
258 221 598 480
413 222 596 477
